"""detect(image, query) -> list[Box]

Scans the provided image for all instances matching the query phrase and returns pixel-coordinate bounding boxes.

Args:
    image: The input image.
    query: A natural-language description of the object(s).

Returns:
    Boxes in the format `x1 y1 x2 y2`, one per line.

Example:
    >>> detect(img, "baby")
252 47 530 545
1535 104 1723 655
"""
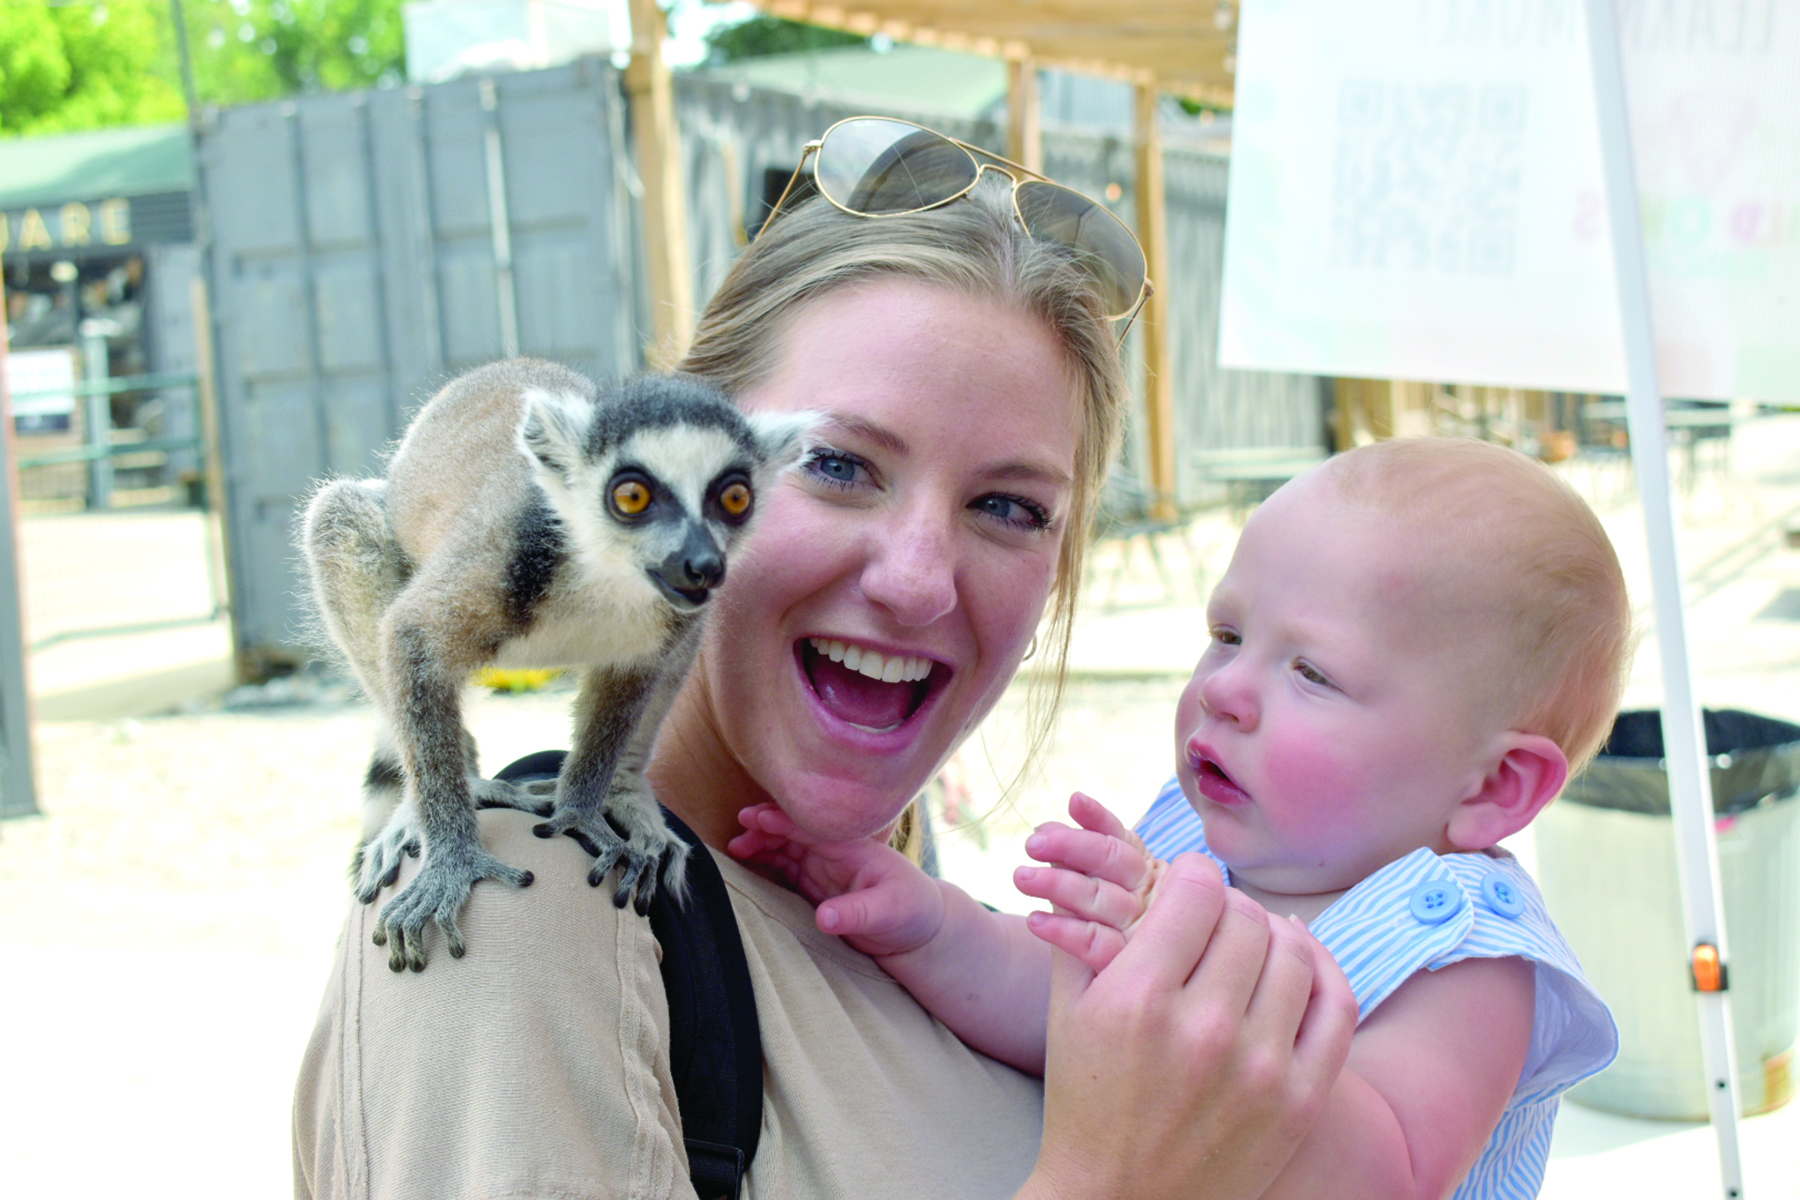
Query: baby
733 437 1628 1200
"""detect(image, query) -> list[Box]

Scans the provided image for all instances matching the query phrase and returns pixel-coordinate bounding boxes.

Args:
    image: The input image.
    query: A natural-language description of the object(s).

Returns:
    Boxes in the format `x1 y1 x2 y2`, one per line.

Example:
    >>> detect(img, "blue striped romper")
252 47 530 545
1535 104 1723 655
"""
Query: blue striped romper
1137 777 1617 1200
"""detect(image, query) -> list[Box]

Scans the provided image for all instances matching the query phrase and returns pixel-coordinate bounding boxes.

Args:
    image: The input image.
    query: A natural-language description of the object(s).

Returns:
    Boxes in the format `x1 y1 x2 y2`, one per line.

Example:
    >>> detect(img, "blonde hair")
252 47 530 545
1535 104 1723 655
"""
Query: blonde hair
1324 438 1633 775
677 187 1129 770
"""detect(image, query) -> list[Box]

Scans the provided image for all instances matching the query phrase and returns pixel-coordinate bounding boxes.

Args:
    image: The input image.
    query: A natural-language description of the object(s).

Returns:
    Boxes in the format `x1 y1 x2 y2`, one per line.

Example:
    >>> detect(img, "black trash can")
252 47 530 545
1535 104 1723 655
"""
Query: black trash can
1534 709 1800 1118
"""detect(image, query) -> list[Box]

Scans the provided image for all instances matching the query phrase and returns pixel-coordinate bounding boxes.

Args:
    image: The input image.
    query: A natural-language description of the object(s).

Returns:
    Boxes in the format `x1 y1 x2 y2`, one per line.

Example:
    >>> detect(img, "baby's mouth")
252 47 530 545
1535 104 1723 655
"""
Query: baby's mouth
1190 747 1248 805
801 638 940 732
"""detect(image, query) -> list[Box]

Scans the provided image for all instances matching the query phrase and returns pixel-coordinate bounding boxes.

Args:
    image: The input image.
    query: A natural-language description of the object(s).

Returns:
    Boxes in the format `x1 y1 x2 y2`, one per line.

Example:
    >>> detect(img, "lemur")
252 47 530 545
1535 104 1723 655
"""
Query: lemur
302 359 813 972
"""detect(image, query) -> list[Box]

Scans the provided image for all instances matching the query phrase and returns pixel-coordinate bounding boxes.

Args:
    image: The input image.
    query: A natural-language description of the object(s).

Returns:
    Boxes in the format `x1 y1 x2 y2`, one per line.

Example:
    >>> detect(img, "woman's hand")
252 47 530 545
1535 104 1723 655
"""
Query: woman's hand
1021 853 1357 1200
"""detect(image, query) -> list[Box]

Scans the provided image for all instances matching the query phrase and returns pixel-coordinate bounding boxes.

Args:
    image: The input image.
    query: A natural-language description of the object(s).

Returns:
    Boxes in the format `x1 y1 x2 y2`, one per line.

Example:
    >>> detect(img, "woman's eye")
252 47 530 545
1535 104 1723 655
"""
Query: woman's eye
803 448 866 489
972 493 1052 533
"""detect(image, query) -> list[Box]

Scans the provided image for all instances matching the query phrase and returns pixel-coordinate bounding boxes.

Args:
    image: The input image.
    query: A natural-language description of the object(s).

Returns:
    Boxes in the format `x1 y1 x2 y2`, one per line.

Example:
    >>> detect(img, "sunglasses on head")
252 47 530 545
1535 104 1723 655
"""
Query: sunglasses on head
759 116 1153 331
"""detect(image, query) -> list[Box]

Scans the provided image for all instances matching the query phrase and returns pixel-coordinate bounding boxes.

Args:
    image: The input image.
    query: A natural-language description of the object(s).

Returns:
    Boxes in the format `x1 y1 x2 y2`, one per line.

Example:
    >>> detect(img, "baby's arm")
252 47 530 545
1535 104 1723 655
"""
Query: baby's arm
730 804 1057 1071
1022 805 1538 1198
1261 954 1536 1199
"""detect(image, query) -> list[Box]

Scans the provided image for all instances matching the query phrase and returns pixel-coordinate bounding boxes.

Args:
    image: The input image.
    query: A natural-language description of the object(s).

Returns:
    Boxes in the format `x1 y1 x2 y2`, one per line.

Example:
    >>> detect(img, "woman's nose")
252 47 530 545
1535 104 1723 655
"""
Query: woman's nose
860 508 957 627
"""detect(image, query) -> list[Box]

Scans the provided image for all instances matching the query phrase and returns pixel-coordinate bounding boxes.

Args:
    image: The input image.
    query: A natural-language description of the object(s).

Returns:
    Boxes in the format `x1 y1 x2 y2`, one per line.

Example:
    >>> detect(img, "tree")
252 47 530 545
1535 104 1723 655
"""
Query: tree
0 2 186 134
697 13 867 64
180 0 407 101
0 0 407 137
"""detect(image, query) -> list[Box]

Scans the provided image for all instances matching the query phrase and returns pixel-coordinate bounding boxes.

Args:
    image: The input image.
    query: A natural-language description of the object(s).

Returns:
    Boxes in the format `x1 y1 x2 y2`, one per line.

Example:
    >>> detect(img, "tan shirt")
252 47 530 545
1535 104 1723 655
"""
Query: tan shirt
293 809 1045 1199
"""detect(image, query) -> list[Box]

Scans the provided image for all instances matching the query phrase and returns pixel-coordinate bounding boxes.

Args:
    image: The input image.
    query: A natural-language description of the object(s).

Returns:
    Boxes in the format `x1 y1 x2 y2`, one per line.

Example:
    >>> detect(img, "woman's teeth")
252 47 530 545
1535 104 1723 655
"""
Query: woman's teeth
809 638 933 684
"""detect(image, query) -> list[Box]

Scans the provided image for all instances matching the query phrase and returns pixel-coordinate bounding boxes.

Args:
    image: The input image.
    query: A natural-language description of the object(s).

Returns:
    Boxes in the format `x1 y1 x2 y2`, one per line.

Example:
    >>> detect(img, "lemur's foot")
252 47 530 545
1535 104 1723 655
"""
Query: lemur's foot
371 841 534 971
534 790 689 915
351 813 421 903
472 774 556 817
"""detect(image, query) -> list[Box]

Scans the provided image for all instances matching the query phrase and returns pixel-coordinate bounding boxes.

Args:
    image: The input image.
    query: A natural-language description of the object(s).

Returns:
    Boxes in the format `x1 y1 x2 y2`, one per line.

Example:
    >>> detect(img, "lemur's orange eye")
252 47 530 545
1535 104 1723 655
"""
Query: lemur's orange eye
719 481 752 518
611 479 652 516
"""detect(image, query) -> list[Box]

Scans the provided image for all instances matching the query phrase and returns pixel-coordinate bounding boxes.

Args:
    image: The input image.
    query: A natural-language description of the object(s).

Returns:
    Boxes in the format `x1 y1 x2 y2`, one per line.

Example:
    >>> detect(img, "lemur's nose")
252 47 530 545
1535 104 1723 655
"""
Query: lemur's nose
681 552 724 590
668 525 726 591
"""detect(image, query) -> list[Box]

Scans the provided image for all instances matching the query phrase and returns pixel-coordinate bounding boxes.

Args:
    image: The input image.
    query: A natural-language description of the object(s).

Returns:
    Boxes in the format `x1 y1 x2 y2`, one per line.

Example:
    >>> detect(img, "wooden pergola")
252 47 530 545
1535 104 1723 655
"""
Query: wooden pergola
628 0 1240 520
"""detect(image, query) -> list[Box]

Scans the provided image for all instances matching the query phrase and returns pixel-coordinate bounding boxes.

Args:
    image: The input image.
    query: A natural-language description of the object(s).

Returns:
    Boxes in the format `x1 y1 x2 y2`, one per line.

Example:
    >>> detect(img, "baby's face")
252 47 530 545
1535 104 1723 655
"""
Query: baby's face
1173 471 1511 910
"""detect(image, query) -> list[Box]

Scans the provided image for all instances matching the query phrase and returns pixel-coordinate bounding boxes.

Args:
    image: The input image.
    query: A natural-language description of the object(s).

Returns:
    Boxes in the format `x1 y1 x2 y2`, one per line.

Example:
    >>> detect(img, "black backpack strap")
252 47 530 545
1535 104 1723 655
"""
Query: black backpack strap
649 805 764 1199
495 752 763 1200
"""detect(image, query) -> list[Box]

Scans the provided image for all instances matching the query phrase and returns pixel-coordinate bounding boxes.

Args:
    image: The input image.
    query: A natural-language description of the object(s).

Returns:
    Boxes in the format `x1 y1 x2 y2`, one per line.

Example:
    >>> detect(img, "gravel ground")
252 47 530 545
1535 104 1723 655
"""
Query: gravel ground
7 417 1800 1198
0 671 1184 1200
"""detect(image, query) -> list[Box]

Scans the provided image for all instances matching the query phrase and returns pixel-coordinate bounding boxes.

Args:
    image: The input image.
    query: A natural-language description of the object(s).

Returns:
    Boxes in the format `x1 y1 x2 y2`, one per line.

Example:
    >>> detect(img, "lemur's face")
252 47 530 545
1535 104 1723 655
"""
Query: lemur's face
692 279 1081 842
598 419 772 610
520 376 810 615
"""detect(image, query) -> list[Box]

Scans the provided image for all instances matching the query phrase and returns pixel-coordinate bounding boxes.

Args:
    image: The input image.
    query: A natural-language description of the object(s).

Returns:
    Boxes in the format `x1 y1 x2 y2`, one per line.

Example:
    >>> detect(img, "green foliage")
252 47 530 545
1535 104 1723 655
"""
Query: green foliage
0 0 407 136
182 0 407 100
699 13 868 64
0 2 187 134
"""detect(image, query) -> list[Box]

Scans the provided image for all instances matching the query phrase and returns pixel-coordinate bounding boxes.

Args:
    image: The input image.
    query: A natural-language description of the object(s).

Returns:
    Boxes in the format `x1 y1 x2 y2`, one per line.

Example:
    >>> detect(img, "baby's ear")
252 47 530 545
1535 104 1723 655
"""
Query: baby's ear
1446 734 1569 852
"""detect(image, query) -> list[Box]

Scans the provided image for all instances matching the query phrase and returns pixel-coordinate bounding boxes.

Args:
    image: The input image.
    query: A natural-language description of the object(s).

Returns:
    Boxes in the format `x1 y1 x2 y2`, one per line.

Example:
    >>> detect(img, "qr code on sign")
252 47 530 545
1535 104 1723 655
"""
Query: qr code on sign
1332 81 1527 276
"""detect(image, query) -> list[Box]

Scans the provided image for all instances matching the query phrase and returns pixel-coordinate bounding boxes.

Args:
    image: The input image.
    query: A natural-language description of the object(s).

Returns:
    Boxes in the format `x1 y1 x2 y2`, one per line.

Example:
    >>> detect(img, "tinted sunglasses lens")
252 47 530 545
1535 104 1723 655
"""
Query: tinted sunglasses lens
816 118 978 214
1015 181 1146 316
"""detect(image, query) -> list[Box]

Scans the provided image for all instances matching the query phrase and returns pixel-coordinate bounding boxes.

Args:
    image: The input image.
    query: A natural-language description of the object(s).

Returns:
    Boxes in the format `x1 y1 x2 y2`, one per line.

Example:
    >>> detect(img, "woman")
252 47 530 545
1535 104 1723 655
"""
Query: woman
294 119 1356 1200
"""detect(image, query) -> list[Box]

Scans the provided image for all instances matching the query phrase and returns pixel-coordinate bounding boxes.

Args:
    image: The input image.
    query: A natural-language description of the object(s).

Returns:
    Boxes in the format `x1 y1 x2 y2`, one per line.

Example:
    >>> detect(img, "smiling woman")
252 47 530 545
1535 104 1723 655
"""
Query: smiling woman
293 150 1359 1200
666 276 1085 848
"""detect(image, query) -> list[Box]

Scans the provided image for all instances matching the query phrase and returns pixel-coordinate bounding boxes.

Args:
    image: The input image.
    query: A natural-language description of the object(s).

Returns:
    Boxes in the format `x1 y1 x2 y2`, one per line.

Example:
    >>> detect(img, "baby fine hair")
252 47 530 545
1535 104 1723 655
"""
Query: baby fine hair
1325 437 1633 775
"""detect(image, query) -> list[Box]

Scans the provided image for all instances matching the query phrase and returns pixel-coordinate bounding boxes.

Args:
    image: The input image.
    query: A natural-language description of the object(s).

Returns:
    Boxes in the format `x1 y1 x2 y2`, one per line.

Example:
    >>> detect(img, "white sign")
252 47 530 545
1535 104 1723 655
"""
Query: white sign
4 347 78 431
1219 0 1800 400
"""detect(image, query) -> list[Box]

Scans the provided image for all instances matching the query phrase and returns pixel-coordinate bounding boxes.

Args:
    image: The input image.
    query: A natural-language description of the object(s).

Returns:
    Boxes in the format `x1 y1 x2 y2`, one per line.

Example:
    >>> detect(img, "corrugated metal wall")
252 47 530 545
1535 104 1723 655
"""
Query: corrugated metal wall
199 60 638 670
198 62 1325 668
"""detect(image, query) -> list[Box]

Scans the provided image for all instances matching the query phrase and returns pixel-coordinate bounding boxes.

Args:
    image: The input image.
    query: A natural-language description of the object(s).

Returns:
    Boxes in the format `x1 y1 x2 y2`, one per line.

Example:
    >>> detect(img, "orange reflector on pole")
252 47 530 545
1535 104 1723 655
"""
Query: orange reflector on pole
1692 943 1727 993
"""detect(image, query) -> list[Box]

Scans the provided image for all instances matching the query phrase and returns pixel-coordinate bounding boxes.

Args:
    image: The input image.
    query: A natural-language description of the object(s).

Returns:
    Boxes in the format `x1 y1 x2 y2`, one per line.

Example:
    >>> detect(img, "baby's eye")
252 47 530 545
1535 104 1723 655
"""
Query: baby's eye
1295 660 1333 688
1209 625 1241 647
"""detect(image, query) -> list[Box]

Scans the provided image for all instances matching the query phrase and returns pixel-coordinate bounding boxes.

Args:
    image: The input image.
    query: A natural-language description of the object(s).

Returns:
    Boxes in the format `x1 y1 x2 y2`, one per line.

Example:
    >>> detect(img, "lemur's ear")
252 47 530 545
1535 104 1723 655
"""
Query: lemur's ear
517 387 594 485
749 410 824 474
1446 733 1569 853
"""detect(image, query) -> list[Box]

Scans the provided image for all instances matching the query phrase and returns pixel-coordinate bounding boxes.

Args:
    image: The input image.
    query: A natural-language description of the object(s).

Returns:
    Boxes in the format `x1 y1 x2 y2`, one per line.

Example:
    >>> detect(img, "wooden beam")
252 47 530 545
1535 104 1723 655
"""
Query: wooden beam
1135 82 1176 523
749 0 1239 105
626 0 694 366
1006 58 1042 174
1330 377 1397 447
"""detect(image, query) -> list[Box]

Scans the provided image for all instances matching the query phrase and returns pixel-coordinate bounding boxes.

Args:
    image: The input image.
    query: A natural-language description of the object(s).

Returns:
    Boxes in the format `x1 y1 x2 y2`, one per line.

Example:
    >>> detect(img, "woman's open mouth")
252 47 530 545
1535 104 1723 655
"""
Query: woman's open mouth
801 637 940 733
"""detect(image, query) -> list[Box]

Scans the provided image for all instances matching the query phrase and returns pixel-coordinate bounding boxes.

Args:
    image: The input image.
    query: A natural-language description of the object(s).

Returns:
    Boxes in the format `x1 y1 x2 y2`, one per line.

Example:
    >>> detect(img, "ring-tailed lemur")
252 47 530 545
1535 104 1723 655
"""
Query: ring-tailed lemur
302 358 814 972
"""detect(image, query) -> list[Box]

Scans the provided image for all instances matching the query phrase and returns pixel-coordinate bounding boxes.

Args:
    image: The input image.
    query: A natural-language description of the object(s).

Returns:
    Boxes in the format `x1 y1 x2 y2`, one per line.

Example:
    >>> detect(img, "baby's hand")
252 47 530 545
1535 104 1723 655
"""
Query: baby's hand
729 804 945 958
1015 791 1167 973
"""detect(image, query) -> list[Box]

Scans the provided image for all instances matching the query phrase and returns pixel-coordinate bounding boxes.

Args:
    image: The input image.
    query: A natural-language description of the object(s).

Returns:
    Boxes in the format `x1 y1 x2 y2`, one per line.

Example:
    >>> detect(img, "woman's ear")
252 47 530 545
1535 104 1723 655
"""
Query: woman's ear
1446 734 1570 852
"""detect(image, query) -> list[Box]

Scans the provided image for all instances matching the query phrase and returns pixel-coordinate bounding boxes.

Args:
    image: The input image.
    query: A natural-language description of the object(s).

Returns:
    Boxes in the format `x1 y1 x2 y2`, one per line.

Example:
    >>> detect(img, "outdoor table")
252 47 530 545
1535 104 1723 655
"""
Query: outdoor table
1192 446 1329 518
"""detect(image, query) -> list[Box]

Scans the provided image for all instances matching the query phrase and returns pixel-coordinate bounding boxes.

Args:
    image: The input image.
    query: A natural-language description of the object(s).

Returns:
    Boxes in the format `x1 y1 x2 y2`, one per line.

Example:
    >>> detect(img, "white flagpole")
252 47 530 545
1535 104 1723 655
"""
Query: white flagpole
1581 1 1745 1194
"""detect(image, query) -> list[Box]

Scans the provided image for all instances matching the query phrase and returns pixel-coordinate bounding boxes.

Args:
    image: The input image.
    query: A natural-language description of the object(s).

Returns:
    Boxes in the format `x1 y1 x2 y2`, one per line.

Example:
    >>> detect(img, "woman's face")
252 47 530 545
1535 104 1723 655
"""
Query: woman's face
687 278 1082 843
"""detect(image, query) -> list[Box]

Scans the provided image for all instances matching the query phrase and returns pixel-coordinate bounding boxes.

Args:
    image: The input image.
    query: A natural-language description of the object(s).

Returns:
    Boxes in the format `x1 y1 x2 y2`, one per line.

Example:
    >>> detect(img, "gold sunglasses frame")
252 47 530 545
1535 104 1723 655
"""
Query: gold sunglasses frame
757 116 1154 337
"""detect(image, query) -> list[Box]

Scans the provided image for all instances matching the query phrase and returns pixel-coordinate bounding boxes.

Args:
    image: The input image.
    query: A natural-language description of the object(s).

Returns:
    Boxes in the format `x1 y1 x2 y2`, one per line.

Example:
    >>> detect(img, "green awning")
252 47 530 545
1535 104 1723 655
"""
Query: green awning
0 123 193 210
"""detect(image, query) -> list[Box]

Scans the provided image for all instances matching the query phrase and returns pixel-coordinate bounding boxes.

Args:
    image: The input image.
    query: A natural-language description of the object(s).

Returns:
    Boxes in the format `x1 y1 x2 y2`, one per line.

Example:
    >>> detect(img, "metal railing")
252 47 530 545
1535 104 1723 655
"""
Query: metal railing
10 371 228 650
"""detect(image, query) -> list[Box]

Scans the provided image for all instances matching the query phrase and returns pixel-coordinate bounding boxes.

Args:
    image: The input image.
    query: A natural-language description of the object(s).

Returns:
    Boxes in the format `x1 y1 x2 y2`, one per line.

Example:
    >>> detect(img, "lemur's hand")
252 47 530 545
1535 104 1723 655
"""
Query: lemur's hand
1014 791 1169 972
352 802 422 903
534 777 689 916
373 831 535 972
